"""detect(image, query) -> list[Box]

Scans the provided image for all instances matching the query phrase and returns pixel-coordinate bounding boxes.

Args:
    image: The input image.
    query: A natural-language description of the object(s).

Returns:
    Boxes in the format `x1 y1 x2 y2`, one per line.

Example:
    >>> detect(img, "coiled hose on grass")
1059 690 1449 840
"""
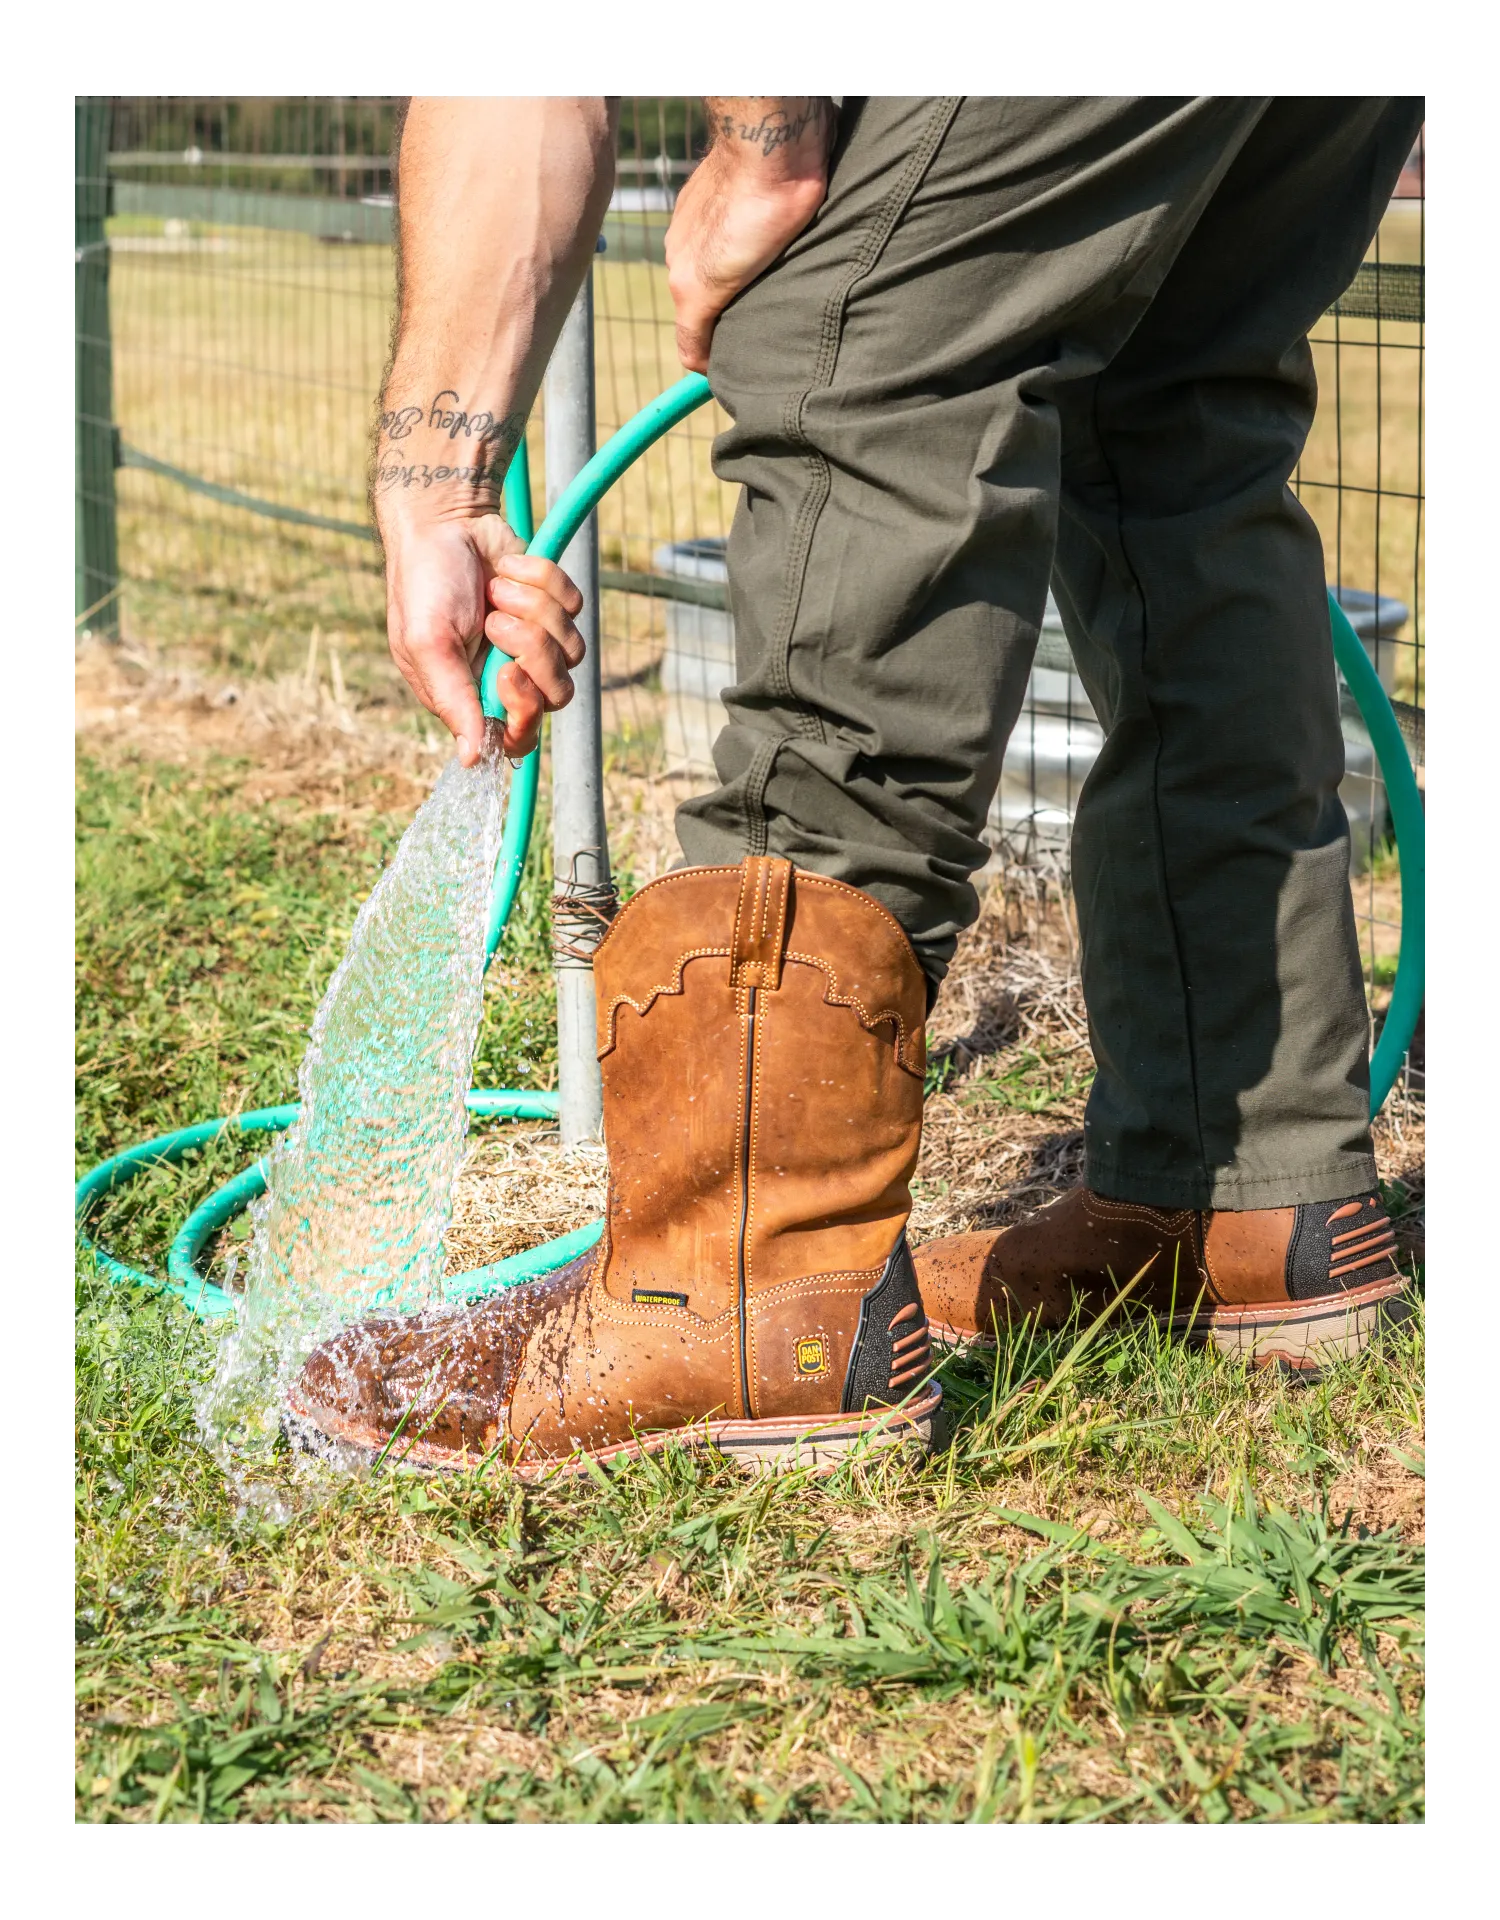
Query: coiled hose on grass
75 373 1426 1321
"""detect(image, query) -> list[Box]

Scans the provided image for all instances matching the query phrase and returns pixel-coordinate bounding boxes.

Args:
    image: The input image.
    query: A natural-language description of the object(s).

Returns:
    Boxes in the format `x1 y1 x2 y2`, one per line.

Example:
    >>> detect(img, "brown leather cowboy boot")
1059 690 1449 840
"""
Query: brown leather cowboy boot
914 1188 1410 1373
286 856 940 1473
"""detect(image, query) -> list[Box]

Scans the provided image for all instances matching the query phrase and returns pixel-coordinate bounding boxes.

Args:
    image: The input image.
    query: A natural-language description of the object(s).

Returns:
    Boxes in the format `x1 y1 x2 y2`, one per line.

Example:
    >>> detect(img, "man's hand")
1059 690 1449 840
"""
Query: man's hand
666 98 836 372
373 98 615 762
381 510 584 766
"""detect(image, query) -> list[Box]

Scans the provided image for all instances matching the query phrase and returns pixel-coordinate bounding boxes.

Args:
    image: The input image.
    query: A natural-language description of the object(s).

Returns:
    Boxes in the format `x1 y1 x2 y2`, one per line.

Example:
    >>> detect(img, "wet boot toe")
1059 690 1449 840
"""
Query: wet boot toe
287 1261 587 1464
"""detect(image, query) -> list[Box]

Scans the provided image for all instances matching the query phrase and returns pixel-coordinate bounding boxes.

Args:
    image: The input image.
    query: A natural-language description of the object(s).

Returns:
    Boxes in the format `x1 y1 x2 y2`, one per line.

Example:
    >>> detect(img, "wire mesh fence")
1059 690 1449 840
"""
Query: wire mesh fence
80 96 397 667
77 96 1423 1092
1296 140 1424 1094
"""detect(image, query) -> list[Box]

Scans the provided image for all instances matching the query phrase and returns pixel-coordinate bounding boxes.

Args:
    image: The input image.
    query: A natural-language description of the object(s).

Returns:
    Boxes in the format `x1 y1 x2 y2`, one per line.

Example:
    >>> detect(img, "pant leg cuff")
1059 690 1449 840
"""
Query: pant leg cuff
1085 1154 1381 1212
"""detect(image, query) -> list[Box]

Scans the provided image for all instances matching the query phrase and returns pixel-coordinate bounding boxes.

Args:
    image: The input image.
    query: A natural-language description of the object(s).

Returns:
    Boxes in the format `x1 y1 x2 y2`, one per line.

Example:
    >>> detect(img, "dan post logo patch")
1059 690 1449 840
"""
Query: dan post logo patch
794 1335 829 1377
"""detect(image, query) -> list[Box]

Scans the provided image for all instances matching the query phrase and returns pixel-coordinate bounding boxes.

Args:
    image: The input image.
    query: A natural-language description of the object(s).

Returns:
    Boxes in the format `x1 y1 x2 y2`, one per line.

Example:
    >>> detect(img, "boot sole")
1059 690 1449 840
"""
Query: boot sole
282 1384 942 1480
929 1273 1412 1376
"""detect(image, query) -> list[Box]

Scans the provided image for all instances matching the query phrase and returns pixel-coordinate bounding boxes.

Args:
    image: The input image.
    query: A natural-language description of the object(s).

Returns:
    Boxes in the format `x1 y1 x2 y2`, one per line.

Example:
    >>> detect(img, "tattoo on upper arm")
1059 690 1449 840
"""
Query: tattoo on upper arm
373 391 527 495
717 99 829 159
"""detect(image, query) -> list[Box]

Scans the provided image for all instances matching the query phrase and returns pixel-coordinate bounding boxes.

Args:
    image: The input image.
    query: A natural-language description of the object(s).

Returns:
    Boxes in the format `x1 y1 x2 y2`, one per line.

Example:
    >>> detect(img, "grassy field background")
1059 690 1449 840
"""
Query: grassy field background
1300 201 1425 708
75 652 1424 1823
108 231 732 698
105 204 1422 709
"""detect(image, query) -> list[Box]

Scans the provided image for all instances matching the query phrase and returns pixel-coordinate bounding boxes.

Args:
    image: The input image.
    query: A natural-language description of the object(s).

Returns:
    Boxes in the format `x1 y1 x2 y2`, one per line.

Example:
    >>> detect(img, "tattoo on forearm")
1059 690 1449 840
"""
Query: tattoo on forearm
372 392 526 497
374 454 513 494
377 389 519 445
716 99 829 159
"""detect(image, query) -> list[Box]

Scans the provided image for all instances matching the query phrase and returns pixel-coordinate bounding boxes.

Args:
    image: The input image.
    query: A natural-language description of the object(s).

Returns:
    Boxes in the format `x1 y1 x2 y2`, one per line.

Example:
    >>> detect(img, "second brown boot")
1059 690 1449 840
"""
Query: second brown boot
287 857 941 1473
914 1188 1411 1373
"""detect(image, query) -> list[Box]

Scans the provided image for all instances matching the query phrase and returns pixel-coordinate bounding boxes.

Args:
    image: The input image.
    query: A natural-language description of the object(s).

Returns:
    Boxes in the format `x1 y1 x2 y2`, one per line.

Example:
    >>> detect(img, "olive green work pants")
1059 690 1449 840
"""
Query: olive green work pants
675 95 1424 1210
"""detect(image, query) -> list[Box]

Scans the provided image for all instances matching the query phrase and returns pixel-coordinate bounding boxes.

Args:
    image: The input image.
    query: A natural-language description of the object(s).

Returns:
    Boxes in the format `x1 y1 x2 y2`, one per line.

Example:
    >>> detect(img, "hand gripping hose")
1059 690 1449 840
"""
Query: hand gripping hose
75 373 1425 1320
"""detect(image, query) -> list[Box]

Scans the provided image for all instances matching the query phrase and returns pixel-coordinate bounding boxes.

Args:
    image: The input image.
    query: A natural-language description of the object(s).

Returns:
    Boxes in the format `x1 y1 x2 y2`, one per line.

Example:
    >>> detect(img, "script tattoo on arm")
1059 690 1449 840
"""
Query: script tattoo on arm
372 391 527 497
715 98 831 160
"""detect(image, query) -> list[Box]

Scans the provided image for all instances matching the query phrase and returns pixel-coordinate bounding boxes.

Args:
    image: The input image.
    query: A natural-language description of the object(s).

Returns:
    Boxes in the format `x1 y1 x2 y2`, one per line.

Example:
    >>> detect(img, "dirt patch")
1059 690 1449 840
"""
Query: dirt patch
1327 1438 1426 1544
76 635 738 894
75 633 446 816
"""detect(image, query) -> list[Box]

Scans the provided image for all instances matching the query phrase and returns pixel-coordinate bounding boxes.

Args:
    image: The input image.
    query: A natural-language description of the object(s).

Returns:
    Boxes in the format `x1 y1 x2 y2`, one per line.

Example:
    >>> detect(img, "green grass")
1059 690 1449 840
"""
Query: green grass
963 1049 1092 1117
76 750 1425 1823
76 750 558 1158
74 1266 1427 1823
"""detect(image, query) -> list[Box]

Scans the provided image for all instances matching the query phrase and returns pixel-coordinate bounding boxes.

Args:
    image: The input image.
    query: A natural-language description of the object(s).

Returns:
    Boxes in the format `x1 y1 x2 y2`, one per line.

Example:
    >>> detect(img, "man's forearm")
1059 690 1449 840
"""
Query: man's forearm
374 97 617 531
369 98 612 767
664 98 835 371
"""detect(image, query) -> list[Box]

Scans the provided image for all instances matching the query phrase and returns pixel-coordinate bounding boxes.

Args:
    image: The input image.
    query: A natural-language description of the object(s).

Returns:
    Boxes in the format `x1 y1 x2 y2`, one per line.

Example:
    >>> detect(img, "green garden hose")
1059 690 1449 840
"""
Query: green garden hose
74 371 1425 1321
1328 594 1426 1115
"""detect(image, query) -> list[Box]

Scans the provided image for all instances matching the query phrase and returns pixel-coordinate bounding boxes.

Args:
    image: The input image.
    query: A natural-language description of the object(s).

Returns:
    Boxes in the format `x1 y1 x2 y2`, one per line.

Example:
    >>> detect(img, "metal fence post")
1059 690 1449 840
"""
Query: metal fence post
545 272 611 1145
76 96 120 636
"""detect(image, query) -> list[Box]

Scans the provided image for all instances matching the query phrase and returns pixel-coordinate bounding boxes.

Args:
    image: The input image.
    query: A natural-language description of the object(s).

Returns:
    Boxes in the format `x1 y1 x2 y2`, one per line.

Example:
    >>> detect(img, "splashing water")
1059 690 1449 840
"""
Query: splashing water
197 742 510 1475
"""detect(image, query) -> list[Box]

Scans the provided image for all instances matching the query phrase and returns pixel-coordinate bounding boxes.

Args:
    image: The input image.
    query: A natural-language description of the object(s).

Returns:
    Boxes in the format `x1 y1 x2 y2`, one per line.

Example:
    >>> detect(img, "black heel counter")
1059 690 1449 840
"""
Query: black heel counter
1286 1192 1400 1301
841 1236 933 1412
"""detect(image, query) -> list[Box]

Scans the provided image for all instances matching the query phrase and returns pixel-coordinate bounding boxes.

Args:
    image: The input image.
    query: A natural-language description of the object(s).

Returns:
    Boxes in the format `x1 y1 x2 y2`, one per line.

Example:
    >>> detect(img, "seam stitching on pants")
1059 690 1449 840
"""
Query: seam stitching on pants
1085 370 1212 1193
755 95 965 804
741 738 780 856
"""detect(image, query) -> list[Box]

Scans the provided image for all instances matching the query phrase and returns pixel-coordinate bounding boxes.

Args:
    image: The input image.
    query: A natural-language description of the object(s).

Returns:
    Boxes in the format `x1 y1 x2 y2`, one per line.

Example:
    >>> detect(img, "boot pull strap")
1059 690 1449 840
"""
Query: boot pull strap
731 856 792 993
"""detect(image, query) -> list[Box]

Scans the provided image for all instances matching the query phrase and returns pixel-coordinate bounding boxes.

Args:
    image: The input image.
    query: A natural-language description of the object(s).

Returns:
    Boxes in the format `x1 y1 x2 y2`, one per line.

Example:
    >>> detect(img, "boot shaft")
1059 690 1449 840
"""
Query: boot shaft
593 854 927 1331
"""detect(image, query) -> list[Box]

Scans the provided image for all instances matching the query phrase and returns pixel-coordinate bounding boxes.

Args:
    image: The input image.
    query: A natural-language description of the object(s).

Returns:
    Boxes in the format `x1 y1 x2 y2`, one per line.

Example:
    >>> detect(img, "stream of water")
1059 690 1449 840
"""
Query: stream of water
196 741 510 1478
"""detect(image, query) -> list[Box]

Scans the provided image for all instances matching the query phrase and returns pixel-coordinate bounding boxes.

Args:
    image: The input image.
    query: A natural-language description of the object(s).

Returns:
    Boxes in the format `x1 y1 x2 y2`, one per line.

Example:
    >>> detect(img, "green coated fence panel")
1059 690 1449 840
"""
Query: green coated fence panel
112 179 394 241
